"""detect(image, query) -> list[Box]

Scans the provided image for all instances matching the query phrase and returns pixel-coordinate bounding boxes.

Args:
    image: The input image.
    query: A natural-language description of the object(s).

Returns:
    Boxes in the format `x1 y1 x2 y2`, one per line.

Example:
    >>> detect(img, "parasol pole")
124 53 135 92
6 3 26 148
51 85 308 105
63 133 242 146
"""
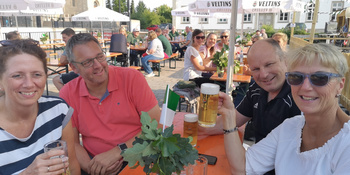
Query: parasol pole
225 0 238 97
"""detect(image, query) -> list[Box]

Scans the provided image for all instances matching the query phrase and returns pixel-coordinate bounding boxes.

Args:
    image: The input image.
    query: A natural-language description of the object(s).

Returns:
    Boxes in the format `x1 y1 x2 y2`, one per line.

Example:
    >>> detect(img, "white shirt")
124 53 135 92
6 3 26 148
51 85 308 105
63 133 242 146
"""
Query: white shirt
183 46 202 81
148 38 164 58
246 115 350 175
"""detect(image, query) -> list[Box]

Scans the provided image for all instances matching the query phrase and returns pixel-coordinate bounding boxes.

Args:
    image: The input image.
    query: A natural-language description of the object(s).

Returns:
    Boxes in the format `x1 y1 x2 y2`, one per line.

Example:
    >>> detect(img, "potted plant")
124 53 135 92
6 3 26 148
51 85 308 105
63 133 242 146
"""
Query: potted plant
121 112 198 175
40 33 49 44
211 44 229 77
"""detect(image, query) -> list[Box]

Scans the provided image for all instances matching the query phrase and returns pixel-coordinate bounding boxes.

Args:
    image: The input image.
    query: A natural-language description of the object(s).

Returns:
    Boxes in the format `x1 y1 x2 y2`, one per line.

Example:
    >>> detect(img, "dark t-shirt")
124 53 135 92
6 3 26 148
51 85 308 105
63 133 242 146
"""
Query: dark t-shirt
237 81 301 143
158 34 172 56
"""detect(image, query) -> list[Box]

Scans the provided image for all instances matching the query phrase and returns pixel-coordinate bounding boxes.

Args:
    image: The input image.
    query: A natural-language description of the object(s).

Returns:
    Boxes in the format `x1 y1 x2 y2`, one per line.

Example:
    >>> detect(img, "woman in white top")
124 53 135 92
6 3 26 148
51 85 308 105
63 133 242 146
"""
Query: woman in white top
141 30 164 77
183 29 216 81
199 33 219 77
218 43 350 174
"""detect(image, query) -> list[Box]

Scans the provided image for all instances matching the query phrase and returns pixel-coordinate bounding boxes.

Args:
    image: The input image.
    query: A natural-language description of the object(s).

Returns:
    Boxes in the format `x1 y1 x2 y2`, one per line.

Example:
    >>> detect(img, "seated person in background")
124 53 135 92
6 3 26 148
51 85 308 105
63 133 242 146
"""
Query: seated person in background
260 29 268 39
272 32 288 52
199 32 218 77
6 31 21 40
215 30 230 51
169 26 180 53
127 28 143 66
219 43 350 174
183 29 216 84
155 28 172 57
251 30 261 39
0 39 80 174
163 28 171 40
59 33 161 175
119 26 127 38
141 30 165 77
53 28 79 91
178 26 192 58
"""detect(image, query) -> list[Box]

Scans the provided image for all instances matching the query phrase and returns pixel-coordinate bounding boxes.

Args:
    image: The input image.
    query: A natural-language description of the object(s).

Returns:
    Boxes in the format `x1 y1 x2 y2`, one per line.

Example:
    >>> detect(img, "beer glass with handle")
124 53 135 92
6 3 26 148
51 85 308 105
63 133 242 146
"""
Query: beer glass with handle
198 83 220 127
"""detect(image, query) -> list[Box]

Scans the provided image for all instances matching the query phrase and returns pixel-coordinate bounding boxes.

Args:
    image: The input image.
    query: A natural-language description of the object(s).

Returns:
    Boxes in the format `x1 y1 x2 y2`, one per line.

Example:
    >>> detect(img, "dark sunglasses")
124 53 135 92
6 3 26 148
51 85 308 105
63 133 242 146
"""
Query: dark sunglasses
285 72 342 87
220 35 229 39
195 36 205 40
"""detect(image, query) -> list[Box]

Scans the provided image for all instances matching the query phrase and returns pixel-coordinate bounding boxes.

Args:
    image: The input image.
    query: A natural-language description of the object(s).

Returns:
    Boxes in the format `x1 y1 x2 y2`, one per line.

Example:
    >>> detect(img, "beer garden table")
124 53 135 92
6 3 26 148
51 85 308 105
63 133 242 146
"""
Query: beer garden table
120 112 234 175
46 58 69 95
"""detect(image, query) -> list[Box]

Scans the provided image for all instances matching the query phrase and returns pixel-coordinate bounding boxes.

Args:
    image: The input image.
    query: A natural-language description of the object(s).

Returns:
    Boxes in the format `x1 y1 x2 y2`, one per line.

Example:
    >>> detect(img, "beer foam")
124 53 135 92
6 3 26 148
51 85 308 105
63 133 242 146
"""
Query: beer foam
200 83 220 95
184 114 198 122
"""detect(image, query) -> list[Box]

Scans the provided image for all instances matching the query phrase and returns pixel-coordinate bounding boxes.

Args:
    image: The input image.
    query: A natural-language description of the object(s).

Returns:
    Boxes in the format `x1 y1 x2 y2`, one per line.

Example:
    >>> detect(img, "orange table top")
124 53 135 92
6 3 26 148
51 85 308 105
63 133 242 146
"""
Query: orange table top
106 52 122 57
119 112 231 175
210 72 251 83
130 45 147 51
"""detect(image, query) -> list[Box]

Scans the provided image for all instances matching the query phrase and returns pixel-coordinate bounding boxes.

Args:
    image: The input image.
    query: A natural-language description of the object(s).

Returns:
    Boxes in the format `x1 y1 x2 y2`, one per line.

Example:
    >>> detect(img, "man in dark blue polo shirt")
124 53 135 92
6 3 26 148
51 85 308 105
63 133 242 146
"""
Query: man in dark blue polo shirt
202 39 300 144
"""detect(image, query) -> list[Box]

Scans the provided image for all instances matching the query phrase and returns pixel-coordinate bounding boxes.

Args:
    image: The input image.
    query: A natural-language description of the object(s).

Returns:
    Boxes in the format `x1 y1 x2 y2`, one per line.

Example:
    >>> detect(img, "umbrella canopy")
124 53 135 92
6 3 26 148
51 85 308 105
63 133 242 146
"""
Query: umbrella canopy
171 7 212 17
71 6 129 22
0 8 63 16
0 0 65 11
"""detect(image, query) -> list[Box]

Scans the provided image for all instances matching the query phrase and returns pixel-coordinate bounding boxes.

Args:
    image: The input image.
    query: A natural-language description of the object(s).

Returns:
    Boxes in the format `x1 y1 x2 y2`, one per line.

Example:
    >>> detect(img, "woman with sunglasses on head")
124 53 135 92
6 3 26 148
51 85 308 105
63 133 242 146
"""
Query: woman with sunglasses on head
218 43 350 174
215 30 230 51
0 39 80 175
199 33 219 77
183 29 217 82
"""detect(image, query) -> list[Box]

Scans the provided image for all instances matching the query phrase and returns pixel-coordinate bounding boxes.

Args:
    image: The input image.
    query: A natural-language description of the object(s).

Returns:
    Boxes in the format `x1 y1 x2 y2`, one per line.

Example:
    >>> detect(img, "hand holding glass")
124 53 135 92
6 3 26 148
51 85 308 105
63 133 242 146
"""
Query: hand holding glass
44 140 70 175
198 83 220 127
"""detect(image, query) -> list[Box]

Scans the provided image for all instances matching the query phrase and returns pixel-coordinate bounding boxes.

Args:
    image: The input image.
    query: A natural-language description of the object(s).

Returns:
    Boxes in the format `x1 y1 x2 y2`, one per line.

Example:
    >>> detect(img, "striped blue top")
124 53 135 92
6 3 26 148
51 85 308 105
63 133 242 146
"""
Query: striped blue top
0 96 73 175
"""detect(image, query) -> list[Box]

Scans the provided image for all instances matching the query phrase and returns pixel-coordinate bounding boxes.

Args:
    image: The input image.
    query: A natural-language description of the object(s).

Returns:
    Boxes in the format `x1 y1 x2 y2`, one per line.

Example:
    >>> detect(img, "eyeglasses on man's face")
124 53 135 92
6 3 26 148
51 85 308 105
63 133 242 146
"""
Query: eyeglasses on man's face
195 36 205 40
285 72 342 87
220 35 229 39
72 53 106 68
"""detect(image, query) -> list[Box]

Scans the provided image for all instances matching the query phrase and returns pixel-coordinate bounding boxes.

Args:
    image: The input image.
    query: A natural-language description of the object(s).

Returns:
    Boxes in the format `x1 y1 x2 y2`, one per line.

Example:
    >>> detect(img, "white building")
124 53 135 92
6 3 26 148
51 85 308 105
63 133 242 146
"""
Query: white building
172 0 350 33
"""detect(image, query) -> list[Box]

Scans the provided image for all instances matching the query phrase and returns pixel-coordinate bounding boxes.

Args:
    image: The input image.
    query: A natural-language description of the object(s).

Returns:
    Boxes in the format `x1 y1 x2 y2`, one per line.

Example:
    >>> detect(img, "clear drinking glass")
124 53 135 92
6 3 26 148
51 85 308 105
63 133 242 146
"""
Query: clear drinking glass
44 140 70 175
186 155 208 175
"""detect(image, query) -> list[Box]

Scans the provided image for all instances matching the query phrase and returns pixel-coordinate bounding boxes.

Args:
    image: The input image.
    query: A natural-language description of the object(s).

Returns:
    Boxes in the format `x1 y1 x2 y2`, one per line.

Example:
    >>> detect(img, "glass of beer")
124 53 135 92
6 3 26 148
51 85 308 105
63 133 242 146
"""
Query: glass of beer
198 83 220 127
183 114 198 146
44 140 70 175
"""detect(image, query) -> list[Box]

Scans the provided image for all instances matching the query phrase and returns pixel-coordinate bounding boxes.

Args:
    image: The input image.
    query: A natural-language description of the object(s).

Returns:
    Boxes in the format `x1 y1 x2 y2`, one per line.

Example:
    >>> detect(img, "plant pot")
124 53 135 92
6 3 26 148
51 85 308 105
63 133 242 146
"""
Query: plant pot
217 67 224 78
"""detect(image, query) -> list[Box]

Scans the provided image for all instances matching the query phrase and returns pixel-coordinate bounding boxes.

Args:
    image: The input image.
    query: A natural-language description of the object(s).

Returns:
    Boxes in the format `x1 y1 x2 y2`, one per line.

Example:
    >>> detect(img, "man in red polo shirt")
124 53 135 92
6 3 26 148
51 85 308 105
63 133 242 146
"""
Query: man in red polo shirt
59 33 160 175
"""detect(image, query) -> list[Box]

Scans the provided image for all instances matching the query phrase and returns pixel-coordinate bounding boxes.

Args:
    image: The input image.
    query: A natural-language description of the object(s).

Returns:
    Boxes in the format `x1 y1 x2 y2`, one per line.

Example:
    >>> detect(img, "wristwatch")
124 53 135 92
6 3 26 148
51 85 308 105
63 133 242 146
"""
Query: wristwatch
118 143 128 151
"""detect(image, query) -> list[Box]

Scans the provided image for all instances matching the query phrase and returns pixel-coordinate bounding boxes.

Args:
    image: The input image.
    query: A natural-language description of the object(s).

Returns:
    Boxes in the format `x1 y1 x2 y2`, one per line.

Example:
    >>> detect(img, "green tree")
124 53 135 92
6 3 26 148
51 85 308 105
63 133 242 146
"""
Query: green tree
130 0 135 15
106 0 112 9
112 0 127 14
155 5 172 23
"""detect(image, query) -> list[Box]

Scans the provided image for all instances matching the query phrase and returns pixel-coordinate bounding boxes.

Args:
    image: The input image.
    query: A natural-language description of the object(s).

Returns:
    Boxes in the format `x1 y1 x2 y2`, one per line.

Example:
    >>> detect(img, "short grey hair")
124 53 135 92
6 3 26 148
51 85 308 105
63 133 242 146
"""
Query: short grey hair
66 33 102 63
286 43 349 76
249 38 285 61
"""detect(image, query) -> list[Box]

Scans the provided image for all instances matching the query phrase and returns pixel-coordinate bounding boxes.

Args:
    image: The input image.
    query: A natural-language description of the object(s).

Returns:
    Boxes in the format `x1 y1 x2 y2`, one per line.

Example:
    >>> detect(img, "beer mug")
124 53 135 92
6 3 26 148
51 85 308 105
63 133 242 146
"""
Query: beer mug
198 83 220 127
183 114 198 146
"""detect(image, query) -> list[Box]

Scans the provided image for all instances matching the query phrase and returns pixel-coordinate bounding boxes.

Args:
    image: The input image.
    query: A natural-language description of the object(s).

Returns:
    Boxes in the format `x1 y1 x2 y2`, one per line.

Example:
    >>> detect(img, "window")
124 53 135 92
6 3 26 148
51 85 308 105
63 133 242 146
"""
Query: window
331 1 343 21
199 18 208 24
306 3 315 21
244 14 252 22
279 12 289 22
217 18 228 24
72 0 75 6
181 17 190 24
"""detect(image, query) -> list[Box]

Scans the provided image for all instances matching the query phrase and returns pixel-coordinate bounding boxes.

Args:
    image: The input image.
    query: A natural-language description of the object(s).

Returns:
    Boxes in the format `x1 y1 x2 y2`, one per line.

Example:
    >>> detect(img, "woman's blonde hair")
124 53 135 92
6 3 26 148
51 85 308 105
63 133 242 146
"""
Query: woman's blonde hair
286 43 349 76
148 30 157 40
272 32 288 44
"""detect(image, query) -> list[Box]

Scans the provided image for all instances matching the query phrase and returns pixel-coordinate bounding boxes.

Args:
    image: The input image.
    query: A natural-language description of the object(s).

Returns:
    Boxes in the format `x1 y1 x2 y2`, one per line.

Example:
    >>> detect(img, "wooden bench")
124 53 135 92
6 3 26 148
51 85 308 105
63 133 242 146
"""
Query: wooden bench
148 53 178 77
129 66 141 71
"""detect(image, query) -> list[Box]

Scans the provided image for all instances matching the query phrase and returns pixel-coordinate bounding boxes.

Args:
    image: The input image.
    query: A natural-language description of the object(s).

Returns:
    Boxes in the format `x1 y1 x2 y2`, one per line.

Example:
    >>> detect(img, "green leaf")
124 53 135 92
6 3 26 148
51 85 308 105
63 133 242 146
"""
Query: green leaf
121 142 149 167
